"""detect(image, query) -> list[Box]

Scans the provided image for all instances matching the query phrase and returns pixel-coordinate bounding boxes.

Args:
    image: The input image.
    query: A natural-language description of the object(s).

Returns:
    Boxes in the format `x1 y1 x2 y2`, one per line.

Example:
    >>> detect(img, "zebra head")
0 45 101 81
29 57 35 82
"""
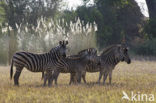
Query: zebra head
50 40 68 58
59 40 68 58
115 44 131 64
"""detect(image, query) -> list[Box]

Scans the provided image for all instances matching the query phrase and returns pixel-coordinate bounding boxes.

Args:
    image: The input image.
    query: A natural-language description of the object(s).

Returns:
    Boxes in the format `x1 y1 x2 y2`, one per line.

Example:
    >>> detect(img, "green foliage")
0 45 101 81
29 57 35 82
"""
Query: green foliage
144 18 156 39
0 50 7 65
0 1 6 24
70 0 144 49
0 1 7 36
0 35 8 65
135 38 156 56
2 0 60 29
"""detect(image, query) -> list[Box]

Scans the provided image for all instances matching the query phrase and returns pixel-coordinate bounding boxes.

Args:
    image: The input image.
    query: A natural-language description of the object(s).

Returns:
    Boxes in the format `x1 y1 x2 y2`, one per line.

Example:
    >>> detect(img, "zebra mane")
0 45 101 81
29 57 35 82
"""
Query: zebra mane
78 49 89 55
49 45 60 53
78 48 96 55
100 44 121 56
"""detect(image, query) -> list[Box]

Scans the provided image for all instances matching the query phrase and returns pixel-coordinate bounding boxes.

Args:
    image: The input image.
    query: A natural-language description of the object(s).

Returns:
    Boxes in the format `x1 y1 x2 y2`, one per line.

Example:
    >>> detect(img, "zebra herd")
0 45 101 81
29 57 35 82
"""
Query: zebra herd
10 40 131 87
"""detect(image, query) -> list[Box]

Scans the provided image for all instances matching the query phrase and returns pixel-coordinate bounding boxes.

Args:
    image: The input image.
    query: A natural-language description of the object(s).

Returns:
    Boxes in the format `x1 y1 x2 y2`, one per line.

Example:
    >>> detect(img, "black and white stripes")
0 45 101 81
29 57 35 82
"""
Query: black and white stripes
10 41 131 86
50 48 97 85
98 44 131 84
77 44 131 84
10 40 68 86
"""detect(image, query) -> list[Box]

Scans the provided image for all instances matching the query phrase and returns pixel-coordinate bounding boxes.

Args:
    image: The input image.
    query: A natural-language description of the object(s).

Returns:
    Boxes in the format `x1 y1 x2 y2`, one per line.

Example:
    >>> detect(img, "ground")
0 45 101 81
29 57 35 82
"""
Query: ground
0 60 156 103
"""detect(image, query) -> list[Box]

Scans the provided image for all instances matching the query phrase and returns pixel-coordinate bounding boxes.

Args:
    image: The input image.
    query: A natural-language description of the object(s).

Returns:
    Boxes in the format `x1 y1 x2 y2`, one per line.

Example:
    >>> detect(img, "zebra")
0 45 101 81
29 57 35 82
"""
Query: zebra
98 43 131 85
69 48 100 83
10 40 68 86
50 48 97 85
74 43 131 85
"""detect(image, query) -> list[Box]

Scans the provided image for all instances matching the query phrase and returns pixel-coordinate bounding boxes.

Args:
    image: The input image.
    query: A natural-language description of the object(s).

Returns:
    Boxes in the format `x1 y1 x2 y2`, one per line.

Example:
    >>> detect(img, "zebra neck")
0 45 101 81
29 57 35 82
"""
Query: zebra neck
103 53 120 66
49 51 62 61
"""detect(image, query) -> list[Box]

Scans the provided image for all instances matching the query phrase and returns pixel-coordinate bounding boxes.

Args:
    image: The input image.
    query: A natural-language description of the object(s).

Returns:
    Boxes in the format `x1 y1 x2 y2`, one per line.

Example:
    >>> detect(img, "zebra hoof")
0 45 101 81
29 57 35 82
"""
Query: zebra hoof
48 84 52 87
102 83 106 85
43 84 46 87
14 84 19 87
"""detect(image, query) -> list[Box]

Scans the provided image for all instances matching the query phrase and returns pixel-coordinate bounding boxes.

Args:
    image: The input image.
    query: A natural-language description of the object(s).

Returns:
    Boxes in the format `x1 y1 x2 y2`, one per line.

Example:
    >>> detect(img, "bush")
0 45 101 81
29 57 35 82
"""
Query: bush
134 38 156 56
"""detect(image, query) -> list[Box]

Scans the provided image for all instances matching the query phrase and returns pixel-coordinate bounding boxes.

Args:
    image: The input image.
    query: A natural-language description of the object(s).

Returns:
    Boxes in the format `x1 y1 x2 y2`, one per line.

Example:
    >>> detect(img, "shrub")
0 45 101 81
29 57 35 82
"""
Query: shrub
134 38 156 56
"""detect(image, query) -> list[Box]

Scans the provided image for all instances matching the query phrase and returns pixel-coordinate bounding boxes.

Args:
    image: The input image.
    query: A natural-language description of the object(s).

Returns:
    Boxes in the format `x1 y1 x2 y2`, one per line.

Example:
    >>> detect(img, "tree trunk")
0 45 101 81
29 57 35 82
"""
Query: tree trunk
145 0 156 19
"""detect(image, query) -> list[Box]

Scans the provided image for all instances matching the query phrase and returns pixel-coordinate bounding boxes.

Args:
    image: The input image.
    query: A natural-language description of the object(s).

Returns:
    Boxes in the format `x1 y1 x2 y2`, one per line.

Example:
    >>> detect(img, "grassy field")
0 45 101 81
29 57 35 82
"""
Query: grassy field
0 60 156 103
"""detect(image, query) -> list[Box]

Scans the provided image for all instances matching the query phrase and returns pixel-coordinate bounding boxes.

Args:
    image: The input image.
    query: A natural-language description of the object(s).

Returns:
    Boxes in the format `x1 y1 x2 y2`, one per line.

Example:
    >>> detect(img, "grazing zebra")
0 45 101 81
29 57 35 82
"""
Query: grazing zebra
98 43 131 85
50 48 97 85
10 40 68 86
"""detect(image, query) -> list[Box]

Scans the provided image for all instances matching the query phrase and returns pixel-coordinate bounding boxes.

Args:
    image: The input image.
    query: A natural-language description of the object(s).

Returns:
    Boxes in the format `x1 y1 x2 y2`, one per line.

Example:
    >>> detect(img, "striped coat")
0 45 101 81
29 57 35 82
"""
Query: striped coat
10 40 68 86
51 48 97 85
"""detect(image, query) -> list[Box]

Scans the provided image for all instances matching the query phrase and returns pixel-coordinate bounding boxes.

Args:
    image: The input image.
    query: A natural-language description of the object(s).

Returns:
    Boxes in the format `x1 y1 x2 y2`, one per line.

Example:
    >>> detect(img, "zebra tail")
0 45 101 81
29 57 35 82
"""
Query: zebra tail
10 59 14 80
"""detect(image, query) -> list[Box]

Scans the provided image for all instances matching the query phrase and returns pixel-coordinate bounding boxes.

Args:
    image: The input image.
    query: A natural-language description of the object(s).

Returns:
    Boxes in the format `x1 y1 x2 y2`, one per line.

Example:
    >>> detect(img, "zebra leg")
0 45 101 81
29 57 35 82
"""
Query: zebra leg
103 72 108 85
69 73 73 85
98 71 103 84
14 67 23 86
109 70 112 85
48 73 53 87
69 73 75 85
54 71 60 85
41 72 44 80
82 72 87 84
43 73 48 86
77 71 82 84
43 71 50 86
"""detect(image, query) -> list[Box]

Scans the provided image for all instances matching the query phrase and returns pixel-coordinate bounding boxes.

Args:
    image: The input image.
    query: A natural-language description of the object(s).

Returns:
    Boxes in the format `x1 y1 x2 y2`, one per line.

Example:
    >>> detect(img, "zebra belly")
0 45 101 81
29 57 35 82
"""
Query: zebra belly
86 69 100 72
85 63 100 72
86 67 100 72
59 68 70 73
26 69 42 72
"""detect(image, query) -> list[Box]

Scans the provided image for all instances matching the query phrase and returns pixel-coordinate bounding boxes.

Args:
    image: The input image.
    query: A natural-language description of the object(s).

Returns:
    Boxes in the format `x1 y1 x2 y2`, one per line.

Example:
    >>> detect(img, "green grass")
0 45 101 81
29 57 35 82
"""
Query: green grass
0 60 156 103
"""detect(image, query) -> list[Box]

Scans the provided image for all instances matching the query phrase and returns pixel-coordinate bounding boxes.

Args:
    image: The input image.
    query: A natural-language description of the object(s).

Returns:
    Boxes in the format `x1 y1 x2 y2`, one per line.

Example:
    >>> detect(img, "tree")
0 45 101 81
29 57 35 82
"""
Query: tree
0 1 6 25
74 0 144 49
0 0 61 64
145 0 156 38
145 0 156 19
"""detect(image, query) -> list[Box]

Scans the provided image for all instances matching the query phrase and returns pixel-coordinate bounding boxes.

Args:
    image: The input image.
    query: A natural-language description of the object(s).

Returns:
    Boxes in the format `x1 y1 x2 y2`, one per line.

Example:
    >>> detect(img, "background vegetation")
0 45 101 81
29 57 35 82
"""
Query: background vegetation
0 0 155 65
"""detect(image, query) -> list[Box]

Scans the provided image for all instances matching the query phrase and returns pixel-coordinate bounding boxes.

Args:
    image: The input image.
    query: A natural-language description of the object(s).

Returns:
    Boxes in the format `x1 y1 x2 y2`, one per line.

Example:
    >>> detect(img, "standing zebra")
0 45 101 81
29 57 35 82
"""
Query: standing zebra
75 44 131 85
50 48 97 85
10 40 68 86
69 48 100 83
98 43 131 85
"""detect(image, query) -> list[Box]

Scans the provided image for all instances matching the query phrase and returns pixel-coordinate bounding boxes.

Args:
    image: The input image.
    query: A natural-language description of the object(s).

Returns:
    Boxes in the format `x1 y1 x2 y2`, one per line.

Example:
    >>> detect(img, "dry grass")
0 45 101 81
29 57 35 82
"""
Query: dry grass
0 60 156 103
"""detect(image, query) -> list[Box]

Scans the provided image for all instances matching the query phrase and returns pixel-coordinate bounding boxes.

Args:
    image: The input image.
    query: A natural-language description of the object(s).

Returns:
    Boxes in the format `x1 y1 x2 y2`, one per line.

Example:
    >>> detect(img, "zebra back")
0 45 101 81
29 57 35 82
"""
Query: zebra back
11 40 68 75
100 44 131 68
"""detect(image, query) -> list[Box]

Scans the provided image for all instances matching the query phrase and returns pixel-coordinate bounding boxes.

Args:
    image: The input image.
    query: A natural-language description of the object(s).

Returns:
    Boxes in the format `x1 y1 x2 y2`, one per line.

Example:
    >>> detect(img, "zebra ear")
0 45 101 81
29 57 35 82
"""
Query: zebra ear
59 41 62 45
